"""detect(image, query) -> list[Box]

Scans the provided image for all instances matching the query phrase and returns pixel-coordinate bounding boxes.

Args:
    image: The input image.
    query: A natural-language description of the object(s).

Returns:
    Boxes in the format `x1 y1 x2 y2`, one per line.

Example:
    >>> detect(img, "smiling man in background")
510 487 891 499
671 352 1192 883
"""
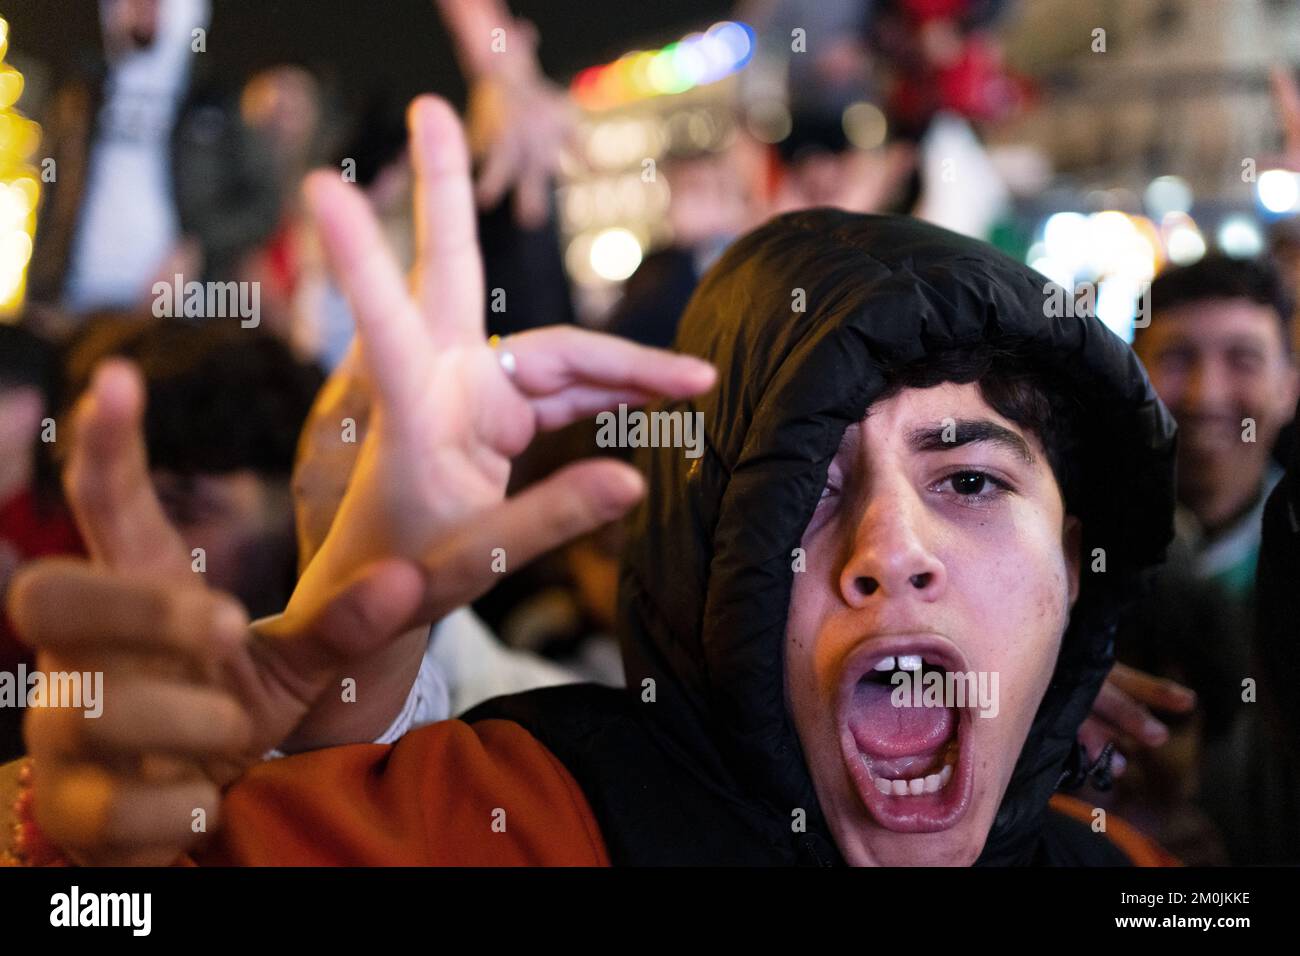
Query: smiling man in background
1115 254 1299 864
1134 255 1298 601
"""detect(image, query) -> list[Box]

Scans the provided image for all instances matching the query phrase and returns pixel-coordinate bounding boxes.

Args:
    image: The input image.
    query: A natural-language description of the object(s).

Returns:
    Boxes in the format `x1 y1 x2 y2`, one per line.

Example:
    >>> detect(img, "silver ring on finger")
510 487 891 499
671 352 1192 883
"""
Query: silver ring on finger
488 334 517 379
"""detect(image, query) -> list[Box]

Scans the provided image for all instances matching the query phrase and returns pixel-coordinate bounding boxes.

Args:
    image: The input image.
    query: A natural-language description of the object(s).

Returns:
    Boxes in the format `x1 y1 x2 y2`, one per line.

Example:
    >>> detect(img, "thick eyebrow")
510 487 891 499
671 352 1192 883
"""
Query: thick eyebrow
907 418 1035 464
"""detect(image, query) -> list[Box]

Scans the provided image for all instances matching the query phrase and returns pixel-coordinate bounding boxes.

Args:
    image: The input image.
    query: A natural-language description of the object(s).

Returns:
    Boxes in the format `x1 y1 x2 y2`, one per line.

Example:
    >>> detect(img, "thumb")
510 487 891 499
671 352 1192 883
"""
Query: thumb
63 359 190 578
420 458 645 617
261 558 428 682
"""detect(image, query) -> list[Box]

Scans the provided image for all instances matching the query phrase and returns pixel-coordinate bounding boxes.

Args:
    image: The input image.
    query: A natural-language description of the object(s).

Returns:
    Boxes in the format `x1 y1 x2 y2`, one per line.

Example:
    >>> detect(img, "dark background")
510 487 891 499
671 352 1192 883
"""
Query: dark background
4 0 733 105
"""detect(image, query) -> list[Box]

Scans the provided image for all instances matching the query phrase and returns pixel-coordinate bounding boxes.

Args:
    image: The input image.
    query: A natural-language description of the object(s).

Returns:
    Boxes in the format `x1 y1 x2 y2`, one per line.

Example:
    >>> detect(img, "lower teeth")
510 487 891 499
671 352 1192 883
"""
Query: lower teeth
869 759 954 796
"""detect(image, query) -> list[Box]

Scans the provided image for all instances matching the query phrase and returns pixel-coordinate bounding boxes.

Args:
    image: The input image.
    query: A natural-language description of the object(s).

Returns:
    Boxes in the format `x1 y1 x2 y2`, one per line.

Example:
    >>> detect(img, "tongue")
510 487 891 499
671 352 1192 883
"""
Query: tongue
848 677 955 758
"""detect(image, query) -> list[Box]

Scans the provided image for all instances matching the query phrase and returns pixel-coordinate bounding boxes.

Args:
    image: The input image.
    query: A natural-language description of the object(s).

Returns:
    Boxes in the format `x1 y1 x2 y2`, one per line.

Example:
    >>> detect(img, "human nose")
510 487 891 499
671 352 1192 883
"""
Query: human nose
1183 355 1231 412
837 483 947 606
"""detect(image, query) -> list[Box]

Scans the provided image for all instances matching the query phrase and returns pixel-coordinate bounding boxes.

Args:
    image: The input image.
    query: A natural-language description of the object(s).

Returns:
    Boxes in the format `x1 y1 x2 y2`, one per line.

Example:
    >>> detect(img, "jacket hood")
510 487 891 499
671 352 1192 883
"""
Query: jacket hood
616 209 1177 865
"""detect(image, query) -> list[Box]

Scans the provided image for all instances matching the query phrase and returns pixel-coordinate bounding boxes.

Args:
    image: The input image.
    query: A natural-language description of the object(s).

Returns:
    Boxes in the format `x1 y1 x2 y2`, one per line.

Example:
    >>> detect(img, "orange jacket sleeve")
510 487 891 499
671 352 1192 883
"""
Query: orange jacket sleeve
1048 793 1181 867
197 718 610 866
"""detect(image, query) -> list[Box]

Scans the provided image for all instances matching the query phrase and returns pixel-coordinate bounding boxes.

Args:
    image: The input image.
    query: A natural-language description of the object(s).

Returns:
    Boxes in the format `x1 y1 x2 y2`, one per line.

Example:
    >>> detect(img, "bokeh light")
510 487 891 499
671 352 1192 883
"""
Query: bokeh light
570 22 754 111
0 17 41 316
588 227 643 281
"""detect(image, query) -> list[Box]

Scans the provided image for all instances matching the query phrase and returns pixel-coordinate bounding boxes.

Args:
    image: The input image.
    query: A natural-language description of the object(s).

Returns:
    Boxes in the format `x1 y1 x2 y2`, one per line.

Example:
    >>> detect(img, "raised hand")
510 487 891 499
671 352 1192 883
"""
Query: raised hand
286 95 714 652
464 20 578 229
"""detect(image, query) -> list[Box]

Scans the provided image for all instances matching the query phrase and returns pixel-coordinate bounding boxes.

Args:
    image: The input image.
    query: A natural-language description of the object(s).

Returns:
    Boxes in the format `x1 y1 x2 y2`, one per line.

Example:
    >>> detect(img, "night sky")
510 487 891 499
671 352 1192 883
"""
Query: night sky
4 0 734 108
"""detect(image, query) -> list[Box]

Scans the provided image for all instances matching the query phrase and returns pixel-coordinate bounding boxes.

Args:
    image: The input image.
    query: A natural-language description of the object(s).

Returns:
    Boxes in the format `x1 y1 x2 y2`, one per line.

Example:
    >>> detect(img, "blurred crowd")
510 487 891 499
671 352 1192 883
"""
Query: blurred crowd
2 0 1300 865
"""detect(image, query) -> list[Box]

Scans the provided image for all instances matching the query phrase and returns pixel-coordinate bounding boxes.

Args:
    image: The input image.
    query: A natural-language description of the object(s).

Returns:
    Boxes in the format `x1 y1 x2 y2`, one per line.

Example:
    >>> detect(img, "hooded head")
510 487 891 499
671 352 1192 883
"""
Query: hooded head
618 210 1176 865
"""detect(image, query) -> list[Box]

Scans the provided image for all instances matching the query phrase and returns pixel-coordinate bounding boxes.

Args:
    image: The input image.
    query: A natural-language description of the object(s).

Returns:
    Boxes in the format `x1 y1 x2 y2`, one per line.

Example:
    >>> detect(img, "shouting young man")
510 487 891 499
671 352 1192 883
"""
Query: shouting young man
6 98 1196 867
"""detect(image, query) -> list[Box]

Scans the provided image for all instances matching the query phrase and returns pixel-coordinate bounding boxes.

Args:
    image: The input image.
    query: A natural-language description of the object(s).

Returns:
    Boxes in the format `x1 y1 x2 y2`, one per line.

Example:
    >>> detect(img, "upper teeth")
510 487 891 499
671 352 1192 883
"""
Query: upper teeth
872 654 923 672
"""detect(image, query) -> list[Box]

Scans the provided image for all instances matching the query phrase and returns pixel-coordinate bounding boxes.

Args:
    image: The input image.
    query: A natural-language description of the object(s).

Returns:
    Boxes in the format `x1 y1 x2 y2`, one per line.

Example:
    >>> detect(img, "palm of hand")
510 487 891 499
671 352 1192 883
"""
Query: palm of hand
340 345 531 561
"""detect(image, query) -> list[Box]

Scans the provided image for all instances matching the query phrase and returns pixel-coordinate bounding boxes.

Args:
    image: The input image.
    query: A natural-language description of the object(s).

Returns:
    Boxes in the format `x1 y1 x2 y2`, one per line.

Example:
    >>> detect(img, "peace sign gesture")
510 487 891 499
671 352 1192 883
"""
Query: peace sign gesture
286 96 714 649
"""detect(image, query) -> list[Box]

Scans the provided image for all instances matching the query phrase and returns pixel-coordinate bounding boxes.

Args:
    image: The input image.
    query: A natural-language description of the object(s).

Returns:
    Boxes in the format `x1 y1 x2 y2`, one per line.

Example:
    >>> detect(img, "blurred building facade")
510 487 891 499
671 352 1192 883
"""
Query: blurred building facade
1001 0 1300 203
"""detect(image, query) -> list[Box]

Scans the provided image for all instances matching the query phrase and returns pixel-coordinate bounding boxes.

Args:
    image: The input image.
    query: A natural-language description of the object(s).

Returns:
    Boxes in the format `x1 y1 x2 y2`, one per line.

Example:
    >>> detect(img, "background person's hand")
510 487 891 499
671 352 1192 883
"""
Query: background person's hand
8 361 425 865
462 17 578 228
1078 662 1197 778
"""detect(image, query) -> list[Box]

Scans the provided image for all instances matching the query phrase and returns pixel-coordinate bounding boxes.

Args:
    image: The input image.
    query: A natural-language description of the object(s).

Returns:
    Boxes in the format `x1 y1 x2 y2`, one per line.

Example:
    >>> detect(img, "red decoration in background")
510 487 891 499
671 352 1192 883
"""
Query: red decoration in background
902 0 972 25
873 0 1029 130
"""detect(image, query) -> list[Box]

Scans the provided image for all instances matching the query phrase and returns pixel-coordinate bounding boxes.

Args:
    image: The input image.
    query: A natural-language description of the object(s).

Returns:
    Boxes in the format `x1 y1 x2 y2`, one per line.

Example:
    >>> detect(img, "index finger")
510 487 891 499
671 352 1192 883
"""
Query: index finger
1109 661 1197 713
304 170 431 419
1092 677 1169 747
507 326 717 397
8 560 247 660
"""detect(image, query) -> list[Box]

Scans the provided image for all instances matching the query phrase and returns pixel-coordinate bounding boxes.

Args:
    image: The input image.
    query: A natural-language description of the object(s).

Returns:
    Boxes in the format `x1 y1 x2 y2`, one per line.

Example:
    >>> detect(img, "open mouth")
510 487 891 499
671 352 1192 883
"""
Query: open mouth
838 634 975 834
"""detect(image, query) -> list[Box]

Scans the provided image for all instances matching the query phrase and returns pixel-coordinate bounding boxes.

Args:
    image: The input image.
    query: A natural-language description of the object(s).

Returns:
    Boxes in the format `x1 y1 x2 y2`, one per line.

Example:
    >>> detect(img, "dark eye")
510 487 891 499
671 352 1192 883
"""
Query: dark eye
1156 348 1194 373
1227 349 1264 374
936 470 1013 504
951 472 989 495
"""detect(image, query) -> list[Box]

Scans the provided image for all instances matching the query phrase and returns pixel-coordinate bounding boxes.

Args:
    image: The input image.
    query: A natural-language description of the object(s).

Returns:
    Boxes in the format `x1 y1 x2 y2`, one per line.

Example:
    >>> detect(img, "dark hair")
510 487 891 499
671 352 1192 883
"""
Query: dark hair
63 319 323 477
1139 254 1294 351
0 321 57 395
334 96 408 189
876 342 1082 512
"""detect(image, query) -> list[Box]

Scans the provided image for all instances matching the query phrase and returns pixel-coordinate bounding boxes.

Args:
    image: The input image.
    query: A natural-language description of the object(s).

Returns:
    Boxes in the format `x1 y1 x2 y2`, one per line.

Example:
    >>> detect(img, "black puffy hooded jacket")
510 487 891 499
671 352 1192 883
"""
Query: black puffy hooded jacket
466 210 1178 865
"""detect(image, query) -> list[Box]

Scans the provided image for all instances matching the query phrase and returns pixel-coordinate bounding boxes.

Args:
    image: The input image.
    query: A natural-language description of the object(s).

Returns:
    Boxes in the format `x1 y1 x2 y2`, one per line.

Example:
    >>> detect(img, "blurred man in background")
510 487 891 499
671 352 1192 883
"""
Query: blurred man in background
62 318 322 619
1135 255 1298 603
27 0 279 322
1113 254 1299 863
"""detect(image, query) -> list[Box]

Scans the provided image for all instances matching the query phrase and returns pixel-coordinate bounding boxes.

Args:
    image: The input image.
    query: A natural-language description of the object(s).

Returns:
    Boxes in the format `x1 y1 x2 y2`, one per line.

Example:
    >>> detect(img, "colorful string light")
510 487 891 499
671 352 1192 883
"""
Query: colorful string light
571 21 755 112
